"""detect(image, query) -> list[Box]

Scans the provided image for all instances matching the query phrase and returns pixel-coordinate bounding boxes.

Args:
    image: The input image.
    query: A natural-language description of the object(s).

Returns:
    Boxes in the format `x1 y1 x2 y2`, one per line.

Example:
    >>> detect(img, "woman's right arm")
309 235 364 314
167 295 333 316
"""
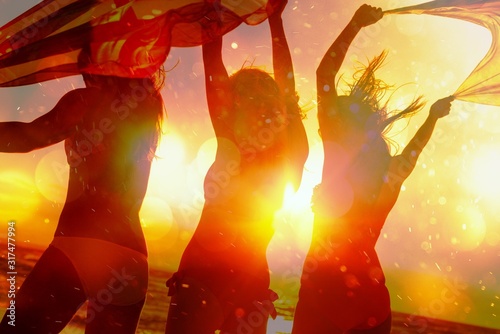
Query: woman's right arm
316 4 382 125
202 37 231 135
0 89 88 153
393 96 454 181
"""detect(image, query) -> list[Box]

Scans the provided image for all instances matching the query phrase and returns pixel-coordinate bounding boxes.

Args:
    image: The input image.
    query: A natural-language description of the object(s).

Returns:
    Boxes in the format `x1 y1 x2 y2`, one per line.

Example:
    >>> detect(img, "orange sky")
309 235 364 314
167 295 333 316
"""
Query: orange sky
1 0 499 330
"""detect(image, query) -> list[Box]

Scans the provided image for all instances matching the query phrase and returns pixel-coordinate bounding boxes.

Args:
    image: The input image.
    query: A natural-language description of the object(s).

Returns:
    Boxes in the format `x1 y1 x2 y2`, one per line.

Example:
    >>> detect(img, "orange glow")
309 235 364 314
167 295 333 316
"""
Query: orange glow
0 170 41 221
140 195 175 241
34 148 69 203
466 148 500 199
1 1 500 331
444 206 487 251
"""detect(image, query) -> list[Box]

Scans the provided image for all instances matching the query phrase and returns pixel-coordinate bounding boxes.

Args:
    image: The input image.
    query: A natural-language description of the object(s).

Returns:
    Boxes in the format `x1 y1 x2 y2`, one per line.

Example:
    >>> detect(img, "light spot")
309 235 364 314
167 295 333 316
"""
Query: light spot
235 307 245 318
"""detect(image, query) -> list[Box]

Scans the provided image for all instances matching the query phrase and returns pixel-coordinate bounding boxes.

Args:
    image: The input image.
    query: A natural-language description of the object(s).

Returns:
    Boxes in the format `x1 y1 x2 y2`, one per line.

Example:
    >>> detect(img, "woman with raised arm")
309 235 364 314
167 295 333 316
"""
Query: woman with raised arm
292 4 453 334
0 70 164 333
164 1 308 333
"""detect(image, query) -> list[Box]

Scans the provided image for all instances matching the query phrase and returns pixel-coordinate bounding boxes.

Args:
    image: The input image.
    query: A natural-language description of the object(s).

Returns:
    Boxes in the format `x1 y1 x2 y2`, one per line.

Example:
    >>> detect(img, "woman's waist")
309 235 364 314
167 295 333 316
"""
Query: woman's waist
179 242 270 278
52 233 147 256
56 210 146 252
307 229 380 268
60 196 141 216
188 223 274 255
302 246 384 280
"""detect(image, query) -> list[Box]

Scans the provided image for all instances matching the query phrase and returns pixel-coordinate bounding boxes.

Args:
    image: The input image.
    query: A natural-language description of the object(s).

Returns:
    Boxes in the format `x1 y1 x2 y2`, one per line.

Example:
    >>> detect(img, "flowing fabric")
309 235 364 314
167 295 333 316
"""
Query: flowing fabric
385 0 500 106
0 0 277 87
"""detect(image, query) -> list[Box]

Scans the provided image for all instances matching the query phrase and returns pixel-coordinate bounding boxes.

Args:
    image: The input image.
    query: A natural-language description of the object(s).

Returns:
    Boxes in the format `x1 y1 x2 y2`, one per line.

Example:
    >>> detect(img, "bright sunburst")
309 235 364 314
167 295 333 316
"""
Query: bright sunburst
467 148 500 199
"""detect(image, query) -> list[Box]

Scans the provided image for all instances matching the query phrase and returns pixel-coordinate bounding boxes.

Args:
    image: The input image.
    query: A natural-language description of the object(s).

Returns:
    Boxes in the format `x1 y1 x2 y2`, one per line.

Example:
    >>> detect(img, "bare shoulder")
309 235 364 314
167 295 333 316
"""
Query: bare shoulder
60 86 101 103
49 87 104 126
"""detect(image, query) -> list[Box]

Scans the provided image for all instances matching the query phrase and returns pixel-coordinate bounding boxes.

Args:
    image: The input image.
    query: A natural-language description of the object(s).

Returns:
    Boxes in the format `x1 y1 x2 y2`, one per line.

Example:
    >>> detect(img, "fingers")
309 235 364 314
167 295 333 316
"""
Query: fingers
355 4 383 26
443 95 455 103
371 6 384 21
440 98 452 108
430 96 453 118
440 96 454 110
360 4 383 16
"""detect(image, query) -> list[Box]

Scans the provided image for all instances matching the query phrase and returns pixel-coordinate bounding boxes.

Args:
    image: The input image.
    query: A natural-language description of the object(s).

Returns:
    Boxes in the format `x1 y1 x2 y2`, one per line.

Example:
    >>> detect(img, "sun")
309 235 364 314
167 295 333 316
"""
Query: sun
147 131 187 197
466 148 500 199
140 195 175 241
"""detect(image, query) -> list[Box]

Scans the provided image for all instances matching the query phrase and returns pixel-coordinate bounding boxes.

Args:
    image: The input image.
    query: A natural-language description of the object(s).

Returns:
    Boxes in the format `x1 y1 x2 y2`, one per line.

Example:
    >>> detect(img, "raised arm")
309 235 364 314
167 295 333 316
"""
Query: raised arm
268 0 309 189
393 96 454 180
316 4 382 117
267 0 294 97
0 89 89 153
202 37 231 135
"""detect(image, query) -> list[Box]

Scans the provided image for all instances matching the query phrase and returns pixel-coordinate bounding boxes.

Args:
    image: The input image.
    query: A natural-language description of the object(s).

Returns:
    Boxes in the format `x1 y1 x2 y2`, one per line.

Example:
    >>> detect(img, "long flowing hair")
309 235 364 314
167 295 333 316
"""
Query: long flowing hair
341 50 425 144
333 51 426 201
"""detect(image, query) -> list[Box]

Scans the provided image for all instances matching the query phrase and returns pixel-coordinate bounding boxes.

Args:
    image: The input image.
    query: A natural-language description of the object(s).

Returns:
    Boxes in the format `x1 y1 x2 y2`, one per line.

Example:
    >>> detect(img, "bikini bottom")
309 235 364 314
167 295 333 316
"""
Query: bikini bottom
165 267 278 333
51 236 148 306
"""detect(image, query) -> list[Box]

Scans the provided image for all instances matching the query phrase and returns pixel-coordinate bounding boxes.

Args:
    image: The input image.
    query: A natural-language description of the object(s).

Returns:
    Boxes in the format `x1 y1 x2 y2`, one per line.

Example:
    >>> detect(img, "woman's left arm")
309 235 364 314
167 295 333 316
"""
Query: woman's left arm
0 89 89 153
268 0 294 97
393 96 454 180
268 0 308 189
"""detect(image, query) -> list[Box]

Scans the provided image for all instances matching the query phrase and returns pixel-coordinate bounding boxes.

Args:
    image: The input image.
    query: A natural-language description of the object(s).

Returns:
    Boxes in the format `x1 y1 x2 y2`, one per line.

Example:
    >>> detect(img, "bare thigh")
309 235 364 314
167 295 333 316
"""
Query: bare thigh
85 298 146 334
0 246 86 333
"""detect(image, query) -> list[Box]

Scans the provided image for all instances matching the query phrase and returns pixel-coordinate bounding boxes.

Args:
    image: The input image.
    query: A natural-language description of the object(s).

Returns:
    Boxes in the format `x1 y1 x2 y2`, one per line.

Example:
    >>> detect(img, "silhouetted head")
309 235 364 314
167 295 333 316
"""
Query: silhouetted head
337 95 379 130
228 68 288 154
335 51 425 153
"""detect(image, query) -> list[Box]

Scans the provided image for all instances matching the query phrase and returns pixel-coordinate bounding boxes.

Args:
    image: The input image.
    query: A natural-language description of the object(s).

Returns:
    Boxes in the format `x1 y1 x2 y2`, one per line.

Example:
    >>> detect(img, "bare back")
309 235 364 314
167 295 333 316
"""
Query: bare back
55 81 162 254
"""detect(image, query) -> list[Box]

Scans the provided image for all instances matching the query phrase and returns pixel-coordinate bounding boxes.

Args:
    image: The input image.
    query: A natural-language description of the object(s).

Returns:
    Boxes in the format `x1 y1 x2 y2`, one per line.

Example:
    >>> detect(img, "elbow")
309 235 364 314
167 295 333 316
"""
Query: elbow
316 71 336 94
317 81 334 97
315 67 327 80
1 137 47 153
1 142 35 153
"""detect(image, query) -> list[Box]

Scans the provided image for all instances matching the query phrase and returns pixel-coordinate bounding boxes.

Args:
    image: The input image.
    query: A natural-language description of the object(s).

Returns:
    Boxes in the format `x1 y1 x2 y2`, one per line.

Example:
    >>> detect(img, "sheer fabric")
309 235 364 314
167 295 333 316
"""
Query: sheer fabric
386 0 500 106
0 0 280 86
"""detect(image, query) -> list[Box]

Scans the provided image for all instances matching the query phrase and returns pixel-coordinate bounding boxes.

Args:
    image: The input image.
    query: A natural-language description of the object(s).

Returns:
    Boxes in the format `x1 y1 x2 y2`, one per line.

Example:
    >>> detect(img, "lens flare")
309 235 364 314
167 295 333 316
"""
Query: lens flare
466 148 500 199
140 195 175 241
35 148 69 203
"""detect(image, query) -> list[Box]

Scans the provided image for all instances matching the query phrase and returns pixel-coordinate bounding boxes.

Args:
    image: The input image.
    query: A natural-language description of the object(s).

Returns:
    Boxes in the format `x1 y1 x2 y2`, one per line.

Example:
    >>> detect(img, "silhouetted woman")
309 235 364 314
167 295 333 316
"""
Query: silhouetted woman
165 1 308 333
292 4 453 334
0 71 164 333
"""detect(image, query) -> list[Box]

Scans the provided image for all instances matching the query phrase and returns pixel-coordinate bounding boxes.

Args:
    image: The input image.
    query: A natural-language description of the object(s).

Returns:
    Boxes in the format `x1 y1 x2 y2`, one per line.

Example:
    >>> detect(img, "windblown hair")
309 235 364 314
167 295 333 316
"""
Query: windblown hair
341 50 425 137
151 65 167 92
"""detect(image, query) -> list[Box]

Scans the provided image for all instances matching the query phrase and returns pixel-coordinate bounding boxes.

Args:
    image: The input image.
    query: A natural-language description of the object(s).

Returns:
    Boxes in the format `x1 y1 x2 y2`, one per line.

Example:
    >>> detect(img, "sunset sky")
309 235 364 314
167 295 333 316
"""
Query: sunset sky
0 0 499 330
